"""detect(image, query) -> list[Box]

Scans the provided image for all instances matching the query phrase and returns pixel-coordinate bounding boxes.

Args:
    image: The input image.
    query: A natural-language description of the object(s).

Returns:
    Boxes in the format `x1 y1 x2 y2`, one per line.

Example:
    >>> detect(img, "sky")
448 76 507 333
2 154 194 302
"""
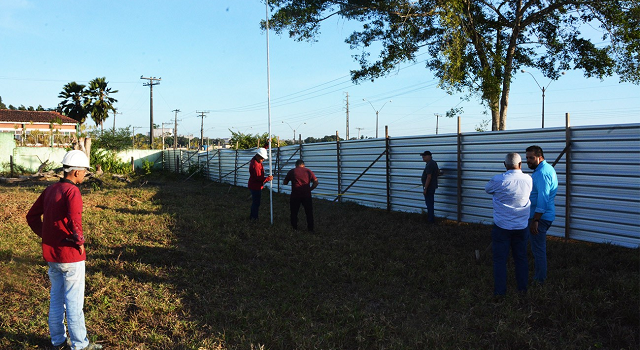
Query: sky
1 0 638 142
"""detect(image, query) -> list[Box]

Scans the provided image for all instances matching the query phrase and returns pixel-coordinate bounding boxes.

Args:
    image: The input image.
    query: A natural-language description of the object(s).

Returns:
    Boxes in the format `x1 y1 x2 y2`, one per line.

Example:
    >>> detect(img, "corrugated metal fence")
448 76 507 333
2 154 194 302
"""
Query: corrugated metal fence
164 122 640 248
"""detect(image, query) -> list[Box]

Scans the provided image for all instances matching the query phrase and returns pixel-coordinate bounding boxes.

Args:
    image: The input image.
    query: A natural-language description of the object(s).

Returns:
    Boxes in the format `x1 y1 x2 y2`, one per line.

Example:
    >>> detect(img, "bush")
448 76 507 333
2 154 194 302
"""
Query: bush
90 149 131 174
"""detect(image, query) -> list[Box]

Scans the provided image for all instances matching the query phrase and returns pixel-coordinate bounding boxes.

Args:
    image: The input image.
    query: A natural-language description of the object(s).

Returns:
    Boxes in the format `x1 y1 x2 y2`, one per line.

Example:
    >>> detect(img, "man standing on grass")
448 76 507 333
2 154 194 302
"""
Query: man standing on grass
248 147 274 221
26 150 102 350
526 145 558 285
283 159 318 231
485 152 532 295
420 150 440 223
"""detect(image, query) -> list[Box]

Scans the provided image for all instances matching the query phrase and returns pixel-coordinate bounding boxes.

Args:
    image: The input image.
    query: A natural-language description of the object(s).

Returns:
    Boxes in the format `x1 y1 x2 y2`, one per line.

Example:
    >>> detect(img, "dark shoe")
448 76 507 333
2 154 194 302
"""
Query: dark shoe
52 337 71 350
80 343 103 350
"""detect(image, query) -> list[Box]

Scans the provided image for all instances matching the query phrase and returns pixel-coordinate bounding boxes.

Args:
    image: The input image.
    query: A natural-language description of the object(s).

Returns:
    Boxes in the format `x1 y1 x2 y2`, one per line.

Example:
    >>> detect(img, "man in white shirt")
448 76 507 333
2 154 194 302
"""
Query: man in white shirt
485 152 533 295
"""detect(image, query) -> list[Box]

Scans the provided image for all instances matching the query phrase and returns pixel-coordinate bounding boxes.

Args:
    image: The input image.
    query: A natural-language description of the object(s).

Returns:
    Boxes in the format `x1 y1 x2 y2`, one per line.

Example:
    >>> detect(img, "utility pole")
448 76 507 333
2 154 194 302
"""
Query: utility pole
172 109 180 149
141 76 161 148
131 126 143 148
356 127 365 139
196 110 209 149
345 92 350 140
112 109 118 132
161 122 172 150
434 113 442 135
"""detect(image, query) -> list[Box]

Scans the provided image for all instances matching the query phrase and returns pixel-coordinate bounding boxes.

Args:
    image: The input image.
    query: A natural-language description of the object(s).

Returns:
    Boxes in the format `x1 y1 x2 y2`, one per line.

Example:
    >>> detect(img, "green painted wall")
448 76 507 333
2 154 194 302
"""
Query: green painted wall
0 133 165 173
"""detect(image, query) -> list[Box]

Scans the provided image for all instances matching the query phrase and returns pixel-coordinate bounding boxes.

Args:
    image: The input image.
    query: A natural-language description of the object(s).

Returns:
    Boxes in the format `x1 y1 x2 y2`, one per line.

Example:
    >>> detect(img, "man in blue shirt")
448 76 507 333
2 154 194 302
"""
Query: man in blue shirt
420 150 439 223
485 152 533 295
526 145 558 284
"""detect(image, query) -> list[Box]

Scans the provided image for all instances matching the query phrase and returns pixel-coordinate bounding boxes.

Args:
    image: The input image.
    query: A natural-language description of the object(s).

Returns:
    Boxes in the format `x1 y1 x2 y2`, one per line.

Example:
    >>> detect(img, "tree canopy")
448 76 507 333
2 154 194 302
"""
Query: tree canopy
57 82 89 123
267 0 639 130
87 77 118 132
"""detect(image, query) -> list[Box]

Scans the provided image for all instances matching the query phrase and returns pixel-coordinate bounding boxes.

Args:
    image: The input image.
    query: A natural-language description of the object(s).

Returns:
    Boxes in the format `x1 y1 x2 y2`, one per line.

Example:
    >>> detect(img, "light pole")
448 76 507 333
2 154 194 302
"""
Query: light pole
521 70 565 128
282 121 306 144
363 99 392 138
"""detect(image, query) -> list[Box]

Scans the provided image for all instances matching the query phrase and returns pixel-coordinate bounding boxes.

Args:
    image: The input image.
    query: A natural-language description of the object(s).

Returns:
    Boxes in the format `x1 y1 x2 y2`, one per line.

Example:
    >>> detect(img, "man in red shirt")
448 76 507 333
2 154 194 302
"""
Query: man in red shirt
248 148 273 220
26 150 102 350
283 159 318 231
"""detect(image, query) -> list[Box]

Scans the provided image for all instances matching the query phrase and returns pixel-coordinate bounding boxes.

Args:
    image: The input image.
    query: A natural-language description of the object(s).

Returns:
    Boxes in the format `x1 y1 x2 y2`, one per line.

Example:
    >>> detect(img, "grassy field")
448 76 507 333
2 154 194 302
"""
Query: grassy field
0 173 638 350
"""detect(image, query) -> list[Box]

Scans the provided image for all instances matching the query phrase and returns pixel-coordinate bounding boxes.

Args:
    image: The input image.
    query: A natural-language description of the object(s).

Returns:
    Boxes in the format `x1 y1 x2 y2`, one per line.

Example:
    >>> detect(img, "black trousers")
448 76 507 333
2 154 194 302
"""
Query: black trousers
290 196 314 230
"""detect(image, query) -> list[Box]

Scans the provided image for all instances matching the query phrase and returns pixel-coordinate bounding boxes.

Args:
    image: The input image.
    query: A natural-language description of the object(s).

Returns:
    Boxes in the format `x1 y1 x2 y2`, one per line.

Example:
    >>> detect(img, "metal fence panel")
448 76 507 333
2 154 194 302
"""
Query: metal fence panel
164 123 640 248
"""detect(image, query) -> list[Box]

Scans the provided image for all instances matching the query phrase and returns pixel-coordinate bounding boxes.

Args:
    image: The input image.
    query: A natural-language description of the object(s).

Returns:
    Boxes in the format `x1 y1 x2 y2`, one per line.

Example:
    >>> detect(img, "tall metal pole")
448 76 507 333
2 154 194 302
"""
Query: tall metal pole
521 70 564 129
141 76 161 147
363 99 391 138
345 92 350 140
434 113 442 135
266 0 274 225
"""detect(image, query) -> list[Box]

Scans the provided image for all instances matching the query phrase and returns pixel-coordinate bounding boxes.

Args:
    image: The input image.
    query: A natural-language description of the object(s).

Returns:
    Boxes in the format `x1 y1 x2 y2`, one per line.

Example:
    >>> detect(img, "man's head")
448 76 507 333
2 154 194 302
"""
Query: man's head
295 159 305 168
504 152 522 170
255 148 268 163
525 145 545 170
61 150 90 184
420 150 432 162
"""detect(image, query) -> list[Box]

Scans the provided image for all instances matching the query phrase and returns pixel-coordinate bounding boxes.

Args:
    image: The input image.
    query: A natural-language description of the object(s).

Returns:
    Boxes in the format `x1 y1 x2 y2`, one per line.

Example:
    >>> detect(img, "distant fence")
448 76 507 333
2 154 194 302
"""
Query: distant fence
164 120 640 248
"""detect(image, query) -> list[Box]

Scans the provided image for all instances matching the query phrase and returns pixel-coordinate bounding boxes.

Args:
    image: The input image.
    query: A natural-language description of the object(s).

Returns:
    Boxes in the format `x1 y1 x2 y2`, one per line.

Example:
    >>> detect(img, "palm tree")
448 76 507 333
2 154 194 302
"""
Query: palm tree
87 77 118 134
58 82 89 123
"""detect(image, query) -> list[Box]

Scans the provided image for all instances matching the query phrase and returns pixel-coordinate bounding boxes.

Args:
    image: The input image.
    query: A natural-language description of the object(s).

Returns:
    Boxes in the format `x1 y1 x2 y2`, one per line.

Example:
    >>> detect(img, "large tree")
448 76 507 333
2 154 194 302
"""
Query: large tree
58 82 89 123
87 77 118 133
267 0 639 130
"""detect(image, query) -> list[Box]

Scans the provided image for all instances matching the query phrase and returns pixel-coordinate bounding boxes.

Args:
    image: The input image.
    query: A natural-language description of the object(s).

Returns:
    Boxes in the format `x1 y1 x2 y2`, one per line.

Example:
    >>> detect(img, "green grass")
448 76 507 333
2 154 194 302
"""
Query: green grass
0 174 638 349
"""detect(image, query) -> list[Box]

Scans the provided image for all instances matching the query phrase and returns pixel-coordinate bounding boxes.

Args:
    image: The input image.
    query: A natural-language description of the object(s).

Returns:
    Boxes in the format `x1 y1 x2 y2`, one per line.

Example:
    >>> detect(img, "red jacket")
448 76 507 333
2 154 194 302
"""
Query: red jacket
26 179 86 263
248 157 269 190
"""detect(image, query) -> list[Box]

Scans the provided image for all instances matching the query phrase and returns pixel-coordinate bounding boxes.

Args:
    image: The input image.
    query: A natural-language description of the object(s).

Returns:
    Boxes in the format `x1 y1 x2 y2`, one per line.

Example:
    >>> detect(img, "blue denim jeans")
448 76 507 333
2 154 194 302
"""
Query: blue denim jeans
529 218 552 283
423 188 436 223
250 189 262 220
48 261 89 350
492 225 529 295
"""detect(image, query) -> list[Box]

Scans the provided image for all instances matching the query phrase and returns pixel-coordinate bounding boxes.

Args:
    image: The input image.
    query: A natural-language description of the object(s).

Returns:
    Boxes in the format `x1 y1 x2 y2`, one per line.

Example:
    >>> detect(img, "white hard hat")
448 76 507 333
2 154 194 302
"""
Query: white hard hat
256 147 268 160
62 150 91 170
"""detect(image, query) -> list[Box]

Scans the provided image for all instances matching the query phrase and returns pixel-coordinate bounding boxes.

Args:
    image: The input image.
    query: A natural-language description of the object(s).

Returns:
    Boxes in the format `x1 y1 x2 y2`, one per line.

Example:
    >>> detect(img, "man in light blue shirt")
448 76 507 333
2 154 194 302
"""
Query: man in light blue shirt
526 145 558 284
485 152 533 295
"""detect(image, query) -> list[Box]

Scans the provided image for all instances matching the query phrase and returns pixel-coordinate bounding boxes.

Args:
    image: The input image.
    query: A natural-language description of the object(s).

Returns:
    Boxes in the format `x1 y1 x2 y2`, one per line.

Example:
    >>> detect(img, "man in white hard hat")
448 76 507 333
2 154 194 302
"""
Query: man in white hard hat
248 148 274 220
26 150 103 350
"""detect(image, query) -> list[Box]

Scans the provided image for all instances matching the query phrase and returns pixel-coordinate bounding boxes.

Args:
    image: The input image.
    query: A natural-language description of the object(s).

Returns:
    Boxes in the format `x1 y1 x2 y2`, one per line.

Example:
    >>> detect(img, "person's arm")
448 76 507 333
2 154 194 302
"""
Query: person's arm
485 177 497 195
529 176 548 234
423 174 432 194
26 193 45 237
65 187 85 246
310 177 318 191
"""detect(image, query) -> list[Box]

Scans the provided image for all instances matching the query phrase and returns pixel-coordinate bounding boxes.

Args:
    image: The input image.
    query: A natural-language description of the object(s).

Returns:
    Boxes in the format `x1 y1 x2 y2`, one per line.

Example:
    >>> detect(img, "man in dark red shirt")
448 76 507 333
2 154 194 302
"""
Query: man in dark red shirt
26 150 103 350
283 159 318 231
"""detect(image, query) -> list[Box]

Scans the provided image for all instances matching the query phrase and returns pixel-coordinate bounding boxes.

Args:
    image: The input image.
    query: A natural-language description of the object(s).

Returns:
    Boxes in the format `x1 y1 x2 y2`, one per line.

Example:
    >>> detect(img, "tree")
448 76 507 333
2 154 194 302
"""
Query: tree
267 0 639 130
58 82 89 123
90 126 133 152
87 77 118 133
0 96 6 109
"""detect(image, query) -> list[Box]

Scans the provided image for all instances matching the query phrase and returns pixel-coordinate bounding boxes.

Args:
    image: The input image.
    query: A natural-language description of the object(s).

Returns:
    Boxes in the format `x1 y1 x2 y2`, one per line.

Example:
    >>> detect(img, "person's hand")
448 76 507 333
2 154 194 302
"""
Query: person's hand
266 175 274 182
78 244 85 255
530 221 539 235
423 187 427 195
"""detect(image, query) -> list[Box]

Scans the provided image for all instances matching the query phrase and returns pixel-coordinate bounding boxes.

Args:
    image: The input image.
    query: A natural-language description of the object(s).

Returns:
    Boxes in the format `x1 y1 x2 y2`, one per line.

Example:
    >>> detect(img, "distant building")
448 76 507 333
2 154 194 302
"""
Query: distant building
0 110 78 146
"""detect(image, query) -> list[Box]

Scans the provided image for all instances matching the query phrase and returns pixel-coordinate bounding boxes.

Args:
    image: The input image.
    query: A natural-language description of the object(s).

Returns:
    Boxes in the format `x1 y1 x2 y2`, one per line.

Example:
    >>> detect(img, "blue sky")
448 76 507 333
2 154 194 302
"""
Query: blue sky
1 0 638 141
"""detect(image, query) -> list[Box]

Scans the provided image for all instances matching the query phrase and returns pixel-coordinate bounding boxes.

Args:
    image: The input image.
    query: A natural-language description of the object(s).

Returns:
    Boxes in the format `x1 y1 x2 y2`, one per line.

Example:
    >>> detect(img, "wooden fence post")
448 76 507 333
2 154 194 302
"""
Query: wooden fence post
565 113 572 240
10 155 14 178
131 157 135 173
385 126 391 212
234 149 238 186
336 131 342 203
276 137 281 193
218 149 222 183
457 117 462 223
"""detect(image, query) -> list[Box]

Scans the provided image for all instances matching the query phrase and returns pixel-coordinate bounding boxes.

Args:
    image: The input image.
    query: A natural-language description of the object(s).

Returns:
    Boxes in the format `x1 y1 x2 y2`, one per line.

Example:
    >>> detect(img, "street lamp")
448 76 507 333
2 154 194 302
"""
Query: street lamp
363 99 392 138
282 121 306 144
521 70 565 128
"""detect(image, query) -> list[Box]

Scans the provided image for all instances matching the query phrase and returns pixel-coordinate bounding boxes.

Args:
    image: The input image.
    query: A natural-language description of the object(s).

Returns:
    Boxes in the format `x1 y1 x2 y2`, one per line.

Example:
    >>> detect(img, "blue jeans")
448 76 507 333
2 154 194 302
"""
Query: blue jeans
250 189 262 220
491 225 529 295
423 188 436 223
529 218 552 283
48 261 89 350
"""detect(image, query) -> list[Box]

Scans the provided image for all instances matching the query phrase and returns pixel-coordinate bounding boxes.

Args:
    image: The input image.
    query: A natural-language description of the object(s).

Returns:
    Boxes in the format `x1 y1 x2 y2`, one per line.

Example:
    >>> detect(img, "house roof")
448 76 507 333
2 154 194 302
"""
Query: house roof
0 110 78 124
